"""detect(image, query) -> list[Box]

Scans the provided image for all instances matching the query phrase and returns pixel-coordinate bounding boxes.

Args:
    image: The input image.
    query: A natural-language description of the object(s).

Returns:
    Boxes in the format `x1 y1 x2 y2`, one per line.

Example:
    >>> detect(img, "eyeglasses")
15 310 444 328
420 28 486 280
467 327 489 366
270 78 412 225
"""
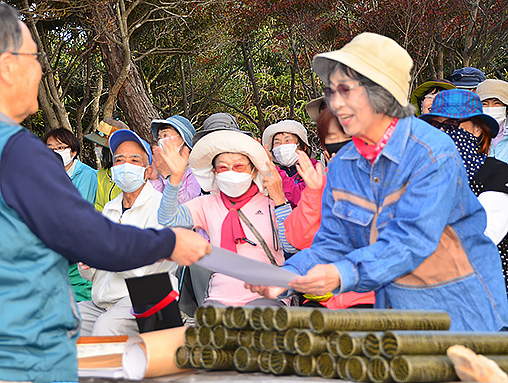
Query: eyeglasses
214 162 251 174
323 82 363 99
48 144 70 151
4 51 46 64
428 120 461 130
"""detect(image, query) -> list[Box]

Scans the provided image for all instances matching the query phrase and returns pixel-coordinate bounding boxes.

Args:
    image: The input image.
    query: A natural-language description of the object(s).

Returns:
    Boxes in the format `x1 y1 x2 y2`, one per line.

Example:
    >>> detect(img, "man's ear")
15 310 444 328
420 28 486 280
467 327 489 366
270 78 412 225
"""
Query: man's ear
0 53 15 86
144 165 154 180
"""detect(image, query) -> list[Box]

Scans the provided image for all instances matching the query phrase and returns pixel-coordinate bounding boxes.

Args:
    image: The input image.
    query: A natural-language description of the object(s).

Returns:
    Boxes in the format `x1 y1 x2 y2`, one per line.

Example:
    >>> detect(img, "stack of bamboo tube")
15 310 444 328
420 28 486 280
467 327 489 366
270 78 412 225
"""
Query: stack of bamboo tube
174 306 508 382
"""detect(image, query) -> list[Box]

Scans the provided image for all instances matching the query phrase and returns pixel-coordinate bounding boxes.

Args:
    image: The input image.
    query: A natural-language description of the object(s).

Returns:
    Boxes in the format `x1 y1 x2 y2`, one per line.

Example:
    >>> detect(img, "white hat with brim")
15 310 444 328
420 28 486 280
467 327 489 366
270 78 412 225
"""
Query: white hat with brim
313 32 413 107
189 130 270 195
476 79 508 106
261 120 310 151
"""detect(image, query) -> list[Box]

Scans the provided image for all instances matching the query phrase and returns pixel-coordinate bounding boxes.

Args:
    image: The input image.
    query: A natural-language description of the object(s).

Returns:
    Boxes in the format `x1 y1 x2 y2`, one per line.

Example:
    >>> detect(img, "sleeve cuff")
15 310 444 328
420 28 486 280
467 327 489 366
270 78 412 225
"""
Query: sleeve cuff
332 258 359 294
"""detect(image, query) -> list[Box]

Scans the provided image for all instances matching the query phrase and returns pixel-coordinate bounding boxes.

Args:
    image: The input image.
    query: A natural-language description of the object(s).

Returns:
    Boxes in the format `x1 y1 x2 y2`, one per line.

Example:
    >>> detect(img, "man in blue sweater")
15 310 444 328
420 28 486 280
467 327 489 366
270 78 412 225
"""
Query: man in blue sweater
0 4 210 382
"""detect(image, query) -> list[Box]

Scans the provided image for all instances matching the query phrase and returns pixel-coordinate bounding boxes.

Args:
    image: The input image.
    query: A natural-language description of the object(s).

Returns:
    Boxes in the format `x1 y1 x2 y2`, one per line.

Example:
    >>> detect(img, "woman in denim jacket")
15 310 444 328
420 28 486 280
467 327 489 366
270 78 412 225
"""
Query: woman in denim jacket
248 32 508 331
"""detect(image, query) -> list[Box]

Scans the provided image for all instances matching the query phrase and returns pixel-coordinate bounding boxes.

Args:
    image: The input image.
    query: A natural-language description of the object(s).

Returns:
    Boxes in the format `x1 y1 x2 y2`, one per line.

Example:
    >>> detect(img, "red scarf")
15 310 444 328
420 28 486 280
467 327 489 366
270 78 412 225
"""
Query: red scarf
220 183 259 252
353 118 398 163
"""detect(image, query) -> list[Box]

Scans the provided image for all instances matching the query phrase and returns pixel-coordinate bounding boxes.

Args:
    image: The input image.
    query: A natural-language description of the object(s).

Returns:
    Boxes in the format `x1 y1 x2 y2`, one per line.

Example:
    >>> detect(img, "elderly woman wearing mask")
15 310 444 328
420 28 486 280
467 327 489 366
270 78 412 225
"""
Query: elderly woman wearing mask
158 130 286 307
248 32 508 331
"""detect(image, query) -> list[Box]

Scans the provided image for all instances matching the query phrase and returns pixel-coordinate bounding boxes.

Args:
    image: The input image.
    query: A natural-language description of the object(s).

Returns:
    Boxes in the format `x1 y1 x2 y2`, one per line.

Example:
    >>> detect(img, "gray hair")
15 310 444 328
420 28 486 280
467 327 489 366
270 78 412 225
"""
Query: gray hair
328 62 415 118
0 4 22 54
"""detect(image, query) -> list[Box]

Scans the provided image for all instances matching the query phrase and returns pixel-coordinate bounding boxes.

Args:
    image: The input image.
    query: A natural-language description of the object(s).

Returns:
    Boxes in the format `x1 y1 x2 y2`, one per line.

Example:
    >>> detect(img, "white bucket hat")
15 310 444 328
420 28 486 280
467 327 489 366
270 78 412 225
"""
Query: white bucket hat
313 32 413 107
261 120 310 151
189 130 270 195
476 79 508 106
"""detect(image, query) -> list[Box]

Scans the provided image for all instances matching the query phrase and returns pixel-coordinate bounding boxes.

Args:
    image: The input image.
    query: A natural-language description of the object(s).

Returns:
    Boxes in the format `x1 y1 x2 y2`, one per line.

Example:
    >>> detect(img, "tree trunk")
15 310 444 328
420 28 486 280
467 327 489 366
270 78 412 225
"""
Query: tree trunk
241 40 265 132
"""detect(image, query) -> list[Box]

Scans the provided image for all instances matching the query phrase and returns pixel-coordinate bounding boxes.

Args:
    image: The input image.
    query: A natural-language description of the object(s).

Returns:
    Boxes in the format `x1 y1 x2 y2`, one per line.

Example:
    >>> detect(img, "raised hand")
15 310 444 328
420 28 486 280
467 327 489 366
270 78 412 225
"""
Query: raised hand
153 139 190 185
295 150 324 190
262 161 286 205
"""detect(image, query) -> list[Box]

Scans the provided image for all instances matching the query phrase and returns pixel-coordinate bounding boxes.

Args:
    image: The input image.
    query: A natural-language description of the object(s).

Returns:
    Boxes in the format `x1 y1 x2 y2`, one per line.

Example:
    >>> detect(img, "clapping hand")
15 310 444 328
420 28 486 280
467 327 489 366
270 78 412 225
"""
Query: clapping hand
295 150 324 190
153 138 190 185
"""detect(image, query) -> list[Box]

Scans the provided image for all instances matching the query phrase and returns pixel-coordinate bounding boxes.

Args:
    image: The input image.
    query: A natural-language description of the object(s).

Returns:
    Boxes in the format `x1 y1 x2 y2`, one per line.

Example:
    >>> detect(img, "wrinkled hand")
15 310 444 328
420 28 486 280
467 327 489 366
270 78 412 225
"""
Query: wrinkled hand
244 283 287 299
263 161 286 205
154 139 190 185
170 227 211 266
295 150 324 190
288 264 340 296
152 146 172 179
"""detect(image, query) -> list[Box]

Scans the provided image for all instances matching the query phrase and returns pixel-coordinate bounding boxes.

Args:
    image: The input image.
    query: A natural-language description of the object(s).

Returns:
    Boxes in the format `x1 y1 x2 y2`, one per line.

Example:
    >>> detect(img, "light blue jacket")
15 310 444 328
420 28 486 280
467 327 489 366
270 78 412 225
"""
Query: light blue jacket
70 159 97 204
284 116 508 331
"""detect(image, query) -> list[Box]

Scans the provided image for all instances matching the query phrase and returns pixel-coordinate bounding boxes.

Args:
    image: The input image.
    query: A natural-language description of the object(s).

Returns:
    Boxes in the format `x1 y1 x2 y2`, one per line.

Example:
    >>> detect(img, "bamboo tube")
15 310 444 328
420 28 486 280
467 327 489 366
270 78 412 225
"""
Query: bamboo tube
273 307 314 331
233 346 259 372
294 355 317 376
274 331 287 353
257 350 271 374
336 357 349 380
189 345 203 368
382 331 508 358
212 326 238 350
261 307 275 331
194 306 206 327
269 352 295 375
368 356 392 383
347 356 370 382
294 329 328 356
197 326 213 346
362 332 383 358
237 330 254 348
260 331 277 352
251 331 262 351
200 345 234 370
390 355 457 383
184 326 198 348
222 307 235 329
326 330 342 356
284 328 299 354
175 346 193 369
231 307 256 330
309 309 451 334
202 306 226 327
316 352 338 378
338 331 369 358
248 307 265 330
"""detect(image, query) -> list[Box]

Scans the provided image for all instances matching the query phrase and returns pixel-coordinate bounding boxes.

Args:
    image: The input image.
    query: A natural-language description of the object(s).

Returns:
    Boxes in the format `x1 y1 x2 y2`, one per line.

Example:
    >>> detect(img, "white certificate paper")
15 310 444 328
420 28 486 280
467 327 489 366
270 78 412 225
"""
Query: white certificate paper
196 246 299 288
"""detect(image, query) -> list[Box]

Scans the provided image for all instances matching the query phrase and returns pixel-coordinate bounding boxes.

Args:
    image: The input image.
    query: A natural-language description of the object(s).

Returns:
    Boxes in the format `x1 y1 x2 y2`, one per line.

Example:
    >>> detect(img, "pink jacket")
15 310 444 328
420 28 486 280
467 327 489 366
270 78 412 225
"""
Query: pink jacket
277 158 319 208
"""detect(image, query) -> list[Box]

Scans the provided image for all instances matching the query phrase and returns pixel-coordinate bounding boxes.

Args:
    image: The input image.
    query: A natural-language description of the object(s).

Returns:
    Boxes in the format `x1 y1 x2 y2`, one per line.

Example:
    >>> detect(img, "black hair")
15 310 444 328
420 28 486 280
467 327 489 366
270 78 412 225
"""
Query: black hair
42 128 81 157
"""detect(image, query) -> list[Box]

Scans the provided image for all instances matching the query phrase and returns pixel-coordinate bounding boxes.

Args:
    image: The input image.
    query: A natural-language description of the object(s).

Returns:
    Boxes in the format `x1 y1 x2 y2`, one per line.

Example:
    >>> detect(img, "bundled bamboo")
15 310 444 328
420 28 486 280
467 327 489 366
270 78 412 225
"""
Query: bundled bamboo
269 352 295 375
200 345 234 370
222 307 235 329
212 326 238 350
326 330 342 356
273 307 314 331
233 346 259 372
367 356 391 383
294 329 328 356
184 326 198 348
336 356 349 380
261 307 275 331
260 331 278 352
362 332 383 358
316 352 338 378
189 345 203 368
251 331 262 351
248 307 265 330
175 346 192 369
338 331 369 358
231 307 256 330
202 306 226 327
237 330 254 348
274 331 287 353
257 350 271 374
197 326 213 346
347 356 370 382
284 328 299 354
309 309 451 334
293 355 317 376
194 306 206 327
382 331 508 358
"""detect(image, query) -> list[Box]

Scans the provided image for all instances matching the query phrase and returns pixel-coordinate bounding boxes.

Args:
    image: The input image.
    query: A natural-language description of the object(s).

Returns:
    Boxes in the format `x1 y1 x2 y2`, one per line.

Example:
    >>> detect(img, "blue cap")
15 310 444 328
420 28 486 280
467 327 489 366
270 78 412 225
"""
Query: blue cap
109 130 153 165
150 115 196 149
420 89 499 137
449 67 485 89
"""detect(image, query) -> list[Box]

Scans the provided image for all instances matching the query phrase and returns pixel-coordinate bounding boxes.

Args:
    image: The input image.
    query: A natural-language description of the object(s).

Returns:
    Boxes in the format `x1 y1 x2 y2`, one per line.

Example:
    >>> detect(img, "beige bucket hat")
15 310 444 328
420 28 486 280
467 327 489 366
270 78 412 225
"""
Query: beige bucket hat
313 32 413 107
189 130 270 195
261 120 310 151
306 97 326 122
476 79 508 106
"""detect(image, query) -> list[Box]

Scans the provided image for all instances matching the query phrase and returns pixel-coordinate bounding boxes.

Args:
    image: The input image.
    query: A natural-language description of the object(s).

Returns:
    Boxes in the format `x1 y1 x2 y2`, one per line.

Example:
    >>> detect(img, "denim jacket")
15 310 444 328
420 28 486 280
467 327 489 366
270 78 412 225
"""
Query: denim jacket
284 116 508 331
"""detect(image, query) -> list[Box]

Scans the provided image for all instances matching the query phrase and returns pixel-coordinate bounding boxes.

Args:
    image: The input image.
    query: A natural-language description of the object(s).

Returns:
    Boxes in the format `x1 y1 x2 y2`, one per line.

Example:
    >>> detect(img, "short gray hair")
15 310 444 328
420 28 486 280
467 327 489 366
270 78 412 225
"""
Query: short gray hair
0 4 22 54
328 62 414 118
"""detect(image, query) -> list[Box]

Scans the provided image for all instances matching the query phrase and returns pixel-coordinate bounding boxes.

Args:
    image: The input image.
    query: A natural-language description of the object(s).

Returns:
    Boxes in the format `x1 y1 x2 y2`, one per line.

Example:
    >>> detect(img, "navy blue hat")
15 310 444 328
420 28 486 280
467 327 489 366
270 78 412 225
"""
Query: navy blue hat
449 67 485 89
150 115 196 149
420 89 499 137
109 130 153 165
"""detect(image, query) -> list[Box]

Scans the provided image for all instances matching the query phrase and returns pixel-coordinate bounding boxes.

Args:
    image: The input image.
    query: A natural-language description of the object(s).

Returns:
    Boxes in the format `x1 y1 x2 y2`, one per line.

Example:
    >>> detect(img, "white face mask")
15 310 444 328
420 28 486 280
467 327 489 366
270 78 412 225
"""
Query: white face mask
111 163 147 193
272 143 299 167
158 138 184 154
215 170 253 198
483 106 507 126
55 148 74 167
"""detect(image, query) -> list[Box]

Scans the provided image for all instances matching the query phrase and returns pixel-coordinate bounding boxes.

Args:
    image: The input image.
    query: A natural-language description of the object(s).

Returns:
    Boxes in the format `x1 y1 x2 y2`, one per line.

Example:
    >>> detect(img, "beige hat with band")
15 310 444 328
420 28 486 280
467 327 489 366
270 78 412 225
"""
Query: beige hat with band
313 32 413 107
306 97 326 122
476 79 508 106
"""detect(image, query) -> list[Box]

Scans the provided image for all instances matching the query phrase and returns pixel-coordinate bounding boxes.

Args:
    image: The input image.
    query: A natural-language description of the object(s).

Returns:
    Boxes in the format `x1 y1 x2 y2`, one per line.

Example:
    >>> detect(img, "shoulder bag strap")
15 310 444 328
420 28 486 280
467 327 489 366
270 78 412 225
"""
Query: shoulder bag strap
237 209 278 266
